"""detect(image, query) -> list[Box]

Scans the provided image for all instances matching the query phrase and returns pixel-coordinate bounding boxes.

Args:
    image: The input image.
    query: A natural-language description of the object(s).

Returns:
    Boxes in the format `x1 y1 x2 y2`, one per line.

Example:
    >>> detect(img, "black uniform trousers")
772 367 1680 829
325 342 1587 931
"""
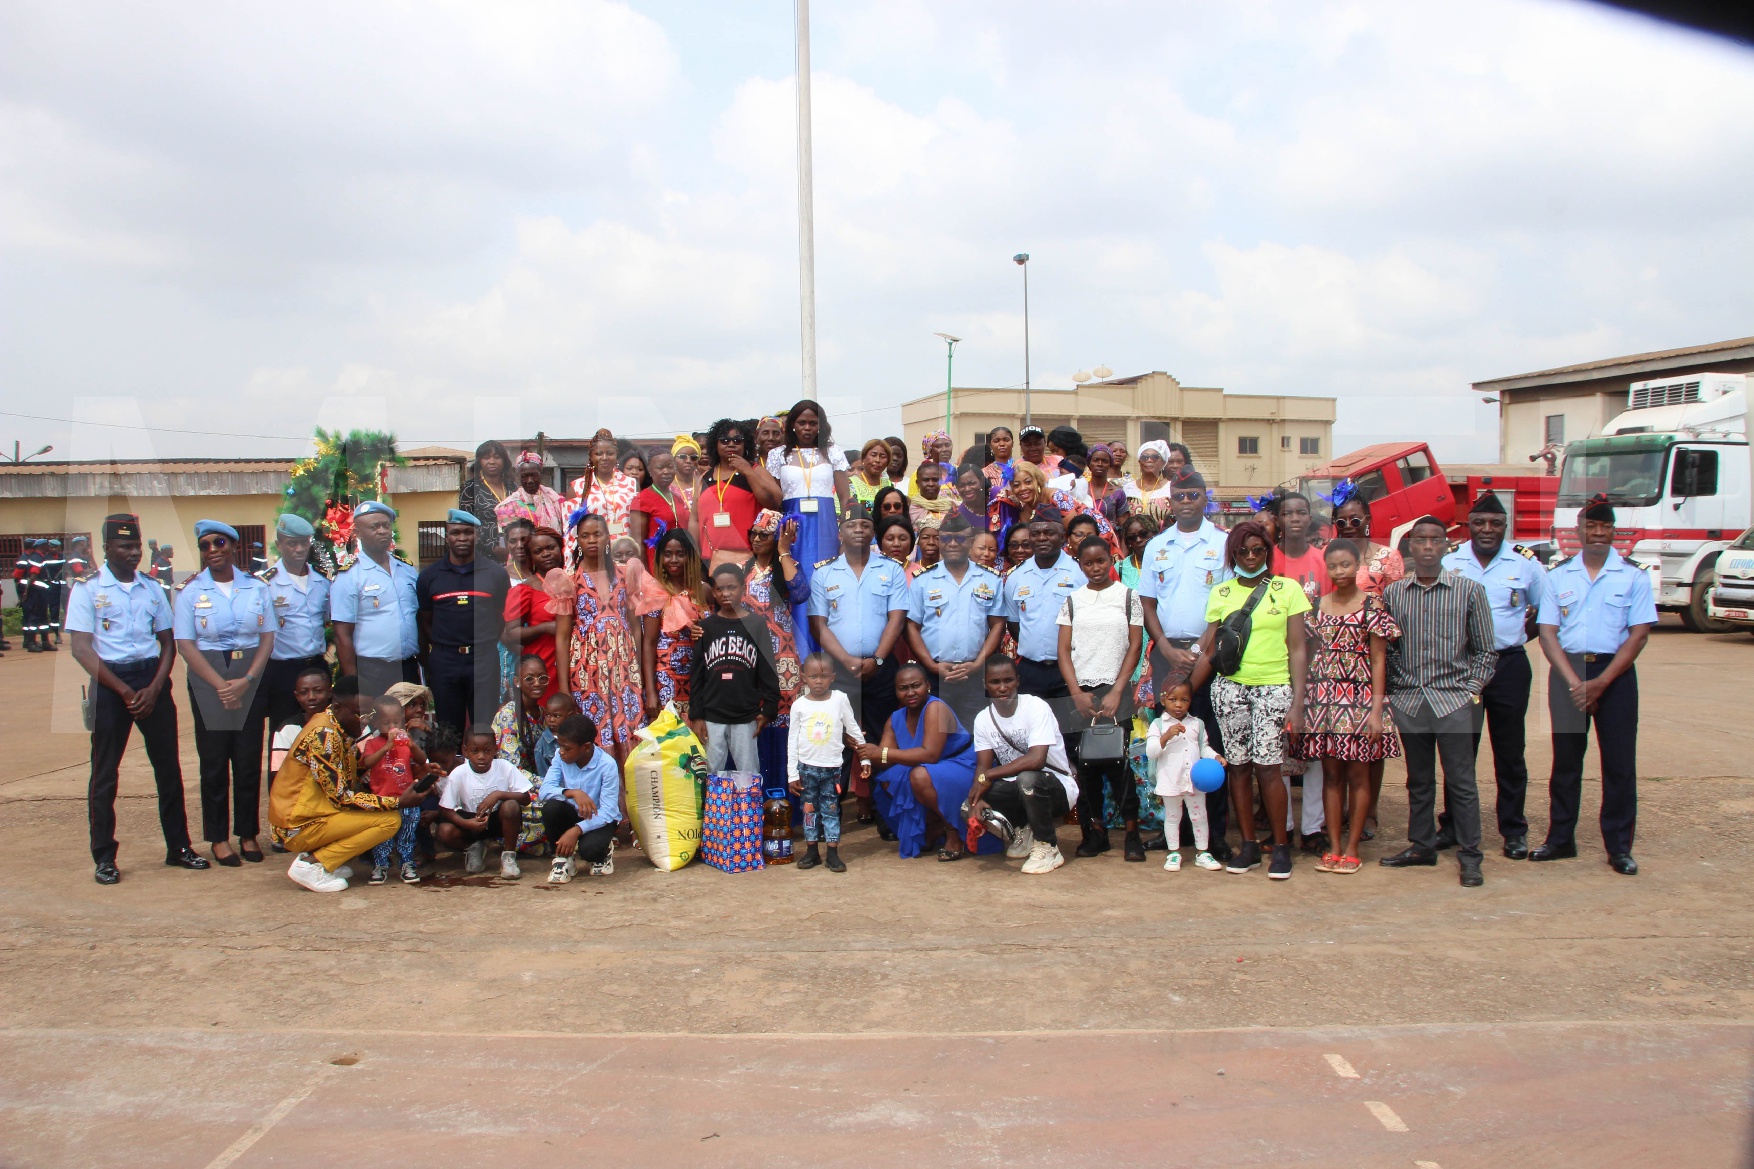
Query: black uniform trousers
833 656 900 819
1545 658 1638 856
429 643 504 738
355 655 423 700
88 658 191 864
1149 644 1231 849
188 651 269 844
1470 646 1533 839
1396 696 1483 859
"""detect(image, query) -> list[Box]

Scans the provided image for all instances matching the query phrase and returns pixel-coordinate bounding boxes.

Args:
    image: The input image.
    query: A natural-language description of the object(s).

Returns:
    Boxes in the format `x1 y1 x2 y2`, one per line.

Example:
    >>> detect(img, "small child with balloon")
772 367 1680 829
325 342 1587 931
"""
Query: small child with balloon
1146 680 1226 872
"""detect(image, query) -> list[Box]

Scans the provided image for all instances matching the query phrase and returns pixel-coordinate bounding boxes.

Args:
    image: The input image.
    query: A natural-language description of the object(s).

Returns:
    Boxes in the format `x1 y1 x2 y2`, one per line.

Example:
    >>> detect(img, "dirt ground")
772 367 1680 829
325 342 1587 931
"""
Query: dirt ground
2 619 1752 1166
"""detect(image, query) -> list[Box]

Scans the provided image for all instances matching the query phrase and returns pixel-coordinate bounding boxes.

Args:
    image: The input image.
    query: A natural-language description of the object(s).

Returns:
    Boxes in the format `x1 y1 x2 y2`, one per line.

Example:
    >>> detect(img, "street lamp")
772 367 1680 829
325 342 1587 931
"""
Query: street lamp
4 442 53 463
933 333 962 438
1013 253 1030 426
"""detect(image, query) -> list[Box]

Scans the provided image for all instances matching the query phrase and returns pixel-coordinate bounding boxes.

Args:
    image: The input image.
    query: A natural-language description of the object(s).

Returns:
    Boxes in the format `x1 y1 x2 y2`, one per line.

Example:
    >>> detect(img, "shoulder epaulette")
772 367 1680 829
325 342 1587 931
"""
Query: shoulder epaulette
311 560 335 580
814 556 838 570
174 577 194 592
253 566 275 583
1552 554 1577 569
73 568 99 584
392 549 413 565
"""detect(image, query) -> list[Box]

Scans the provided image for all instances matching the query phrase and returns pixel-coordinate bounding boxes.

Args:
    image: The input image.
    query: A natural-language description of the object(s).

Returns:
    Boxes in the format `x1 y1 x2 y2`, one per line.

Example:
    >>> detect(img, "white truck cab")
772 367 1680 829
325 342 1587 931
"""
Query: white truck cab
1553 372 1749 632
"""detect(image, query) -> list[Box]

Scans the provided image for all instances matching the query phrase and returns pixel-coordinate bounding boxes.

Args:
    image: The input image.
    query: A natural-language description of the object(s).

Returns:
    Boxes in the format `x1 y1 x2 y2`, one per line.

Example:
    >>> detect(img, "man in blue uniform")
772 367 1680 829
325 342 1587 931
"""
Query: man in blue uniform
1442 492 1548 858
67 513 209 884
905 513 1006 729
331 500 421 699
417 509 510 738
1001 513 1083 710
809 505 912 738
259 513 332 745
1533 495 1655 875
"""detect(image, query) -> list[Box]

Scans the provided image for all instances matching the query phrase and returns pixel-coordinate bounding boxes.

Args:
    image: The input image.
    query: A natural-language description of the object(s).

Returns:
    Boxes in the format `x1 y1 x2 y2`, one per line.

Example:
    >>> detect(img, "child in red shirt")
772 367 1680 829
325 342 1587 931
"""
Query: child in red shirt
361 696 431 885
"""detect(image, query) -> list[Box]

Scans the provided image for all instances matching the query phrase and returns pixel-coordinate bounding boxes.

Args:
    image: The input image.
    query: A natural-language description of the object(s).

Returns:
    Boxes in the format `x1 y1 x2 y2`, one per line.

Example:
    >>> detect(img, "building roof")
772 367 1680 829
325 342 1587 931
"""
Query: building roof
0 454 462 500
1473 336 1754 392
396 445 471 462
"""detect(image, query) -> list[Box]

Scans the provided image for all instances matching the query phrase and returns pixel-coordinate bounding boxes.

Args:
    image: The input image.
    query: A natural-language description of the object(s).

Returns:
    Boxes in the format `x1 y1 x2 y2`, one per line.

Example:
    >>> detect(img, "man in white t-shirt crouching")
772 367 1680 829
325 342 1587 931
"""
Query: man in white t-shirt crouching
967 656 1079 874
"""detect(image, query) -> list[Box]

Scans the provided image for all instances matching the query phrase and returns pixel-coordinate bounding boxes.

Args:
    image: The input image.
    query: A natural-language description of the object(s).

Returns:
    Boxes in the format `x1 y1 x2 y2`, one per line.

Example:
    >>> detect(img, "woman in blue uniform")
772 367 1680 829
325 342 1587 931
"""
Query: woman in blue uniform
173 520 275 866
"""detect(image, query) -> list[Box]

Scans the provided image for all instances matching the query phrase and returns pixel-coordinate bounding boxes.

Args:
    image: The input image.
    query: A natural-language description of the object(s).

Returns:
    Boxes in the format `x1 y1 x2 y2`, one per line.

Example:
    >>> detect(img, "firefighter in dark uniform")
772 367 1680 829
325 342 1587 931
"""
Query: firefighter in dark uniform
416 509 510 738
66 514 209 884
18 539 49 651
42 537 67 647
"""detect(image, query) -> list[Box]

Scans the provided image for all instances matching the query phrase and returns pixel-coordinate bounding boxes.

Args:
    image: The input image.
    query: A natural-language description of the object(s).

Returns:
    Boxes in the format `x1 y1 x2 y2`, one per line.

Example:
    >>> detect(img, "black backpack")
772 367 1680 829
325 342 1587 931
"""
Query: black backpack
1211 579 1272 677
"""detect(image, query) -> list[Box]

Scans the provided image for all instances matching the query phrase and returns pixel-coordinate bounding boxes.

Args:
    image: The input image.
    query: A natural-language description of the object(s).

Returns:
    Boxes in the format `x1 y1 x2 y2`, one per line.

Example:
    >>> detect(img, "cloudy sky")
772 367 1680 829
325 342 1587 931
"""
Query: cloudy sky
3 0 1751 464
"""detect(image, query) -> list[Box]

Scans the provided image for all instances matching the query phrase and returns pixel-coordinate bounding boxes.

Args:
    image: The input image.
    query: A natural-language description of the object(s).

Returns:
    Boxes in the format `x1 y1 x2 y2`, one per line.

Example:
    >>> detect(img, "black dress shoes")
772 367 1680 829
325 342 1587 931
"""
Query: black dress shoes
1502 836 1529 860
1123 830 1146 863
1379 846 1438 867
1608 853 1638 876
1459 855 1484 887
165 846 212 870
1433 825 1457 851
1528 842 1577 862
94 861 121 885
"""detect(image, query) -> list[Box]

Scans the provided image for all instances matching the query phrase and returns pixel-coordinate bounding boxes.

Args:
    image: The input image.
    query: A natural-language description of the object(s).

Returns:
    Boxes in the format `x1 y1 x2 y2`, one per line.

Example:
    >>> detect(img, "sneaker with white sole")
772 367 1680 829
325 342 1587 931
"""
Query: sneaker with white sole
368 864 388 885
548 857 572 884
1268 843 1294 880
287 854 347 893
1163 851 1182 872
499 850 521 880
589 840 615 877
1020 841 1065 875
400 861 421 884
1194 851 1223 871
564 854 577 878
1005 826 1036 860
464 840 488 874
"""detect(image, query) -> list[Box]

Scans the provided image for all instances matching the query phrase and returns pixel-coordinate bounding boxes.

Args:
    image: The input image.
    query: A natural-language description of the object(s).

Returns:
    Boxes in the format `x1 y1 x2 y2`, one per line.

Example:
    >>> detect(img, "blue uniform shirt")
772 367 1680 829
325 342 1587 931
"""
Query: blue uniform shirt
172 569 269 651
1137 520 1231 640
1537 548 1658 655
64 564 172 664
330 553 421 660
907 561 1004 663
1443 543 1548 651
261 563 331 660
1002 552 1084 663
538 746 623 835
808 554 910 659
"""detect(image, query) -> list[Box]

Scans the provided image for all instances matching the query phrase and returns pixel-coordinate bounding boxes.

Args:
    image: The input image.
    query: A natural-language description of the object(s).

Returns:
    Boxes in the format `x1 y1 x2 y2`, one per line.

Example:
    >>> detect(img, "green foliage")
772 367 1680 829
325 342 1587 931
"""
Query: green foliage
279 428 404 523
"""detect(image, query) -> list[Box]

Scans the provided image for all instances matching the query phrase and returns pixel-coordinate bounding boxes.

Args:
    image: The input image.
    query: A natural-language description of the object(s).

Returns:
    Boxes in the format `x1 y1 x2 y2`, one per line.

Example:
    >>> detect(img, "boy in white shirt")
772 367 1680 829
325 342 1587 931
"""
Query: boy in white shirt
967 656 1079 874
434 726 535 880
1146 680 1225 872
787 652 867 873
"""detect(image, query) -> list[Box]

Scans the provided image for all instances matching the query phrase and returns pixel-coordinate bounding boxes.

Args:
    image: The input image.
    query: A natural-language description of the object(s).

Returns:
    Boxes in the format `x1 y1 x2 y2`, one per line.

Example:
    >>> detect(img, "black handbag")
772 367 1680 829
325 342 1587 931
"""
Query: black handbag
1211 578 1272 677
1079 715 1126 763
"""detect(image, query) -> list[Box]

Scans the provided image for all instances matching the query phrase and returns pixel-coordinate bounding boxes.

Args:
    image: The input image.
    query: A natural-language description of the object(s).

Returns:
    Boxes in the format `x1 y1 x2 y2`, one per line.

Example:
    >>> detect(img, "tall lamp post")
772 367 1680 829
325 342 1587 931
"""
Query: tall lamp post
4 442 54 463
933 333 962 439
1013 253 1030 426
795 0 818 398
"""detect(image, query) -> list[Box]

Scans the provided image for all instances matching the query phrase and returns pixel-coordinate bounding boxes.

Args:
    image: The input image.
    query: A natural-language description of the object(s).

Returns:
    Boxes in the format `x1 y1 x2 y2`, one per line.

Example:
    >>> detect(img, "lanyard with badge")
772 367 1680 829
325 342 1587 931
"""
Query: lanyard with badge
713 472 734 527
798 450 821 513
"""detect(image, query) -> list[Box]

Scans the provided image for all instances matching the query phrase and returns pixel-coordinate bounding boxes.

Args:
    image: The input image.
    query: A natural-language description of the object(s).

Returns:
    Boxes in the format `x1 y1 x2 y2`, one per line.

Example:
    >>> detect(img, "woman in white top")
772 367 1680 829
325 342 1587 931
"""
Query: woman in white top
1124 441 1180 525
764 399 852 657
1055 534 1145 862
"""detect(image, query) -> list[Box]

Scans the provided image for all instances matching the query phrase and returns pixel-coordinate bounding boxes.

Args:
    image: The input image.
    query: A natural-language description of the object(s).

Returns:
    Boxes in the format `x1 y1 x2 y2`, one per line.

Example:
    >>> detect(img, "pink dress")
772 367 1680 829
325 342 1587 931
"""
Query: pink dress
566 566 644 749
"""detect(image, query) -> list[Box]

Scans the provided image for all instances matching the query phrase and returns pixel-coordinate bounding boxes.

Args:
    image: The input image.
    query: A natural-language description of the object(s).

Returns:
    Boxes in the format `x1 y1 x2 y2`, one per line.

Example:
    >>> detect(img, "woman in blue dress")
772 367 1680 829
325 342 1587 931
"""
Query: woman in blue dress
763 399 851 657
858 663 995 860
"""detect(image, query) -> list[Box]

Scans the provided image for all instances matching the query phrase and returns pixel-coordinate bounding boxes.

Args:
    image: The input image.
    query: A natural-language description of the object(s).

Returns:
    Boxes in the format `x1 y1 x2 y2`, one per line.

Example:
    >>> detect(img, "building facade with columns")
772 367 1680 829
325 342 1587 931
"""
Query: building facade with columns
902 371 1336 500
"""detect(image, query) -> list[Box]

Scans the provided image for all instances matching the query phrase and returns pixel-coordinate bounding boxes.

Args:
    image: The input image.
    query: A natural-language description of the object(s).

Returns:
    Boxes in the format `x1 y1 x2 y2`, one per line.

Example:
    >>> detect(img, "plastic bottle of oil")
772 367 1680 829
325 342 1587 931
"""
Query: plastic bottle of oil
762 792 794 865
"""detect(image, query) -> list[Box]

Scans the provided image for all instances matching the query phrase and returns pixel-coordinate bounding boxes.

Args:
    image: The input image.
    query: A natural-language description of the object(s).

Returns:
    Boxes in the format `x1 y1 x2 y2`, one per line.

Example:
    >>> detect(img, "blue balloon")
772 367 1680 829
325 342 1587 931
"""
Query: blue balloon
1191 758 1226 793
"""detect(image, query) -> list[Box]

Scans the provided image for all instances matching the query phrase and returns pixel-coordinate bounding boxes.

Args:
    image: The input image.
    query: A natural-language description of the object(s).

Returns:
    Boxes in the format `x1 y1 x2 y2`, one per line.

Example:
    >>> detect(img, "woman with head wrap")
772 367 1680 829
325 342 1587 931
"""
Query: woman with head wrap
755 416 787 464
670 434 704 510
1125 440 1179 524
495 450 567 536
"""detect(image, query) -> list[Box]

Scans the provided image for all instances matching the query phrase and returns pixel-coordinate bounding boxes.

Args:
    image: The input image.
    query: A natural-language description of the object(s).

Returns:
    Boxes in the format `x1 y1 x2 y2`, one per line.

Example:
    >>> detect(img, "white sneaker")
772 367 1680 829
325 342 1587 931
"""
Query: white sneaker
400 861 421 884
1005 825 1036 860
464 840 488 874
1021 842 1065 875
499 850 521 881
1194 851 1223 871
1164 851 1182 872
548 857 572 884
333 863 354 881
564 854 577 878
288 855 347 893
590 839 616 877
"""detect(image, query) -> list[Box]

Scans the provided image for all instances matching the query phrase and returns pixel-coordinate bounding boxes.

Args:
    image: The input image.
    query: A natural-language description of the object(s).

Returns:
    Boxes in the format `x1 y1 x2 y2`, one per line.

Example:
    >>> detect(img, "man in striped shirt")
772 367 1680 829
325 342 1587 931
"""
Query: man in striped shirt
1379 515 1497 887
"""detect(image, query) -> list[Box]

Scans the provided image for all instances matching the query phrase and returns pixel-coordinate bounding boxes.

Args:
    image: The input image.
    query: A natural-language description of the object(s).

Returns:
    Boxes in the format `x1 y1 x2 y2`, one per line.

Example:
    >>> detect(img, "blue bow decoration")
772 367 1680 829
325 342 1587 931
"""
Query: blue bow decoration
644 516 669 551
566 502 595 530
1203 489 1219 516
1247 492 1277 512
1319 479 1358 509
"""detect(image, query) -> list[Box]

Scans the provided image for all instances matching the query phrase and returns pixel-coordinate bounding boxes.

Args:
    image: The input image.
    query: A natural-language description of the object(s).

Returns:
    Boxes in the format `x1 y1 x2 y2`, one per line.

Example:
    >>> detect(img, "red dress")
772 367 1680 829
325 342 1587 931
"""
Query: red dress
503 581 559 704
630 486 690 568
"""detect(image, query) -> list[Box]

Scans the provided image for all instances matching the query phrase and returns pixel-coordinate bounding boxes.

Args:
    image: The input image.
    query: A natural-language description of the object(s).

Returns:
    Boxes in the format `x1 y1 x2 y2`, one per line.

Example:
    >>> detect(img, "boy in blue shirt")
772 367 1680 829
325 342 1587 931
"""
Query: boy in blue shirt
539 714 623 883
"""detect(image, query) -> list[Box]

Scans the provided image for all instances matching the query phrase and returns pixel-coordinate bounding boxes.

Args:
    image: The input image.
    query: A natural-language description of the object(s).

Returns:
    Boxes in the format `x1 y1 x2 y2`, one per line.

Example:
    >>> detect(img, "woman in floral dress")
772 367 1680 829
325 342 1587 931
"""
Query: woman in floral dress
1293 538 1401 874
553 513 644 764
640 528 706 719
742 510 802 793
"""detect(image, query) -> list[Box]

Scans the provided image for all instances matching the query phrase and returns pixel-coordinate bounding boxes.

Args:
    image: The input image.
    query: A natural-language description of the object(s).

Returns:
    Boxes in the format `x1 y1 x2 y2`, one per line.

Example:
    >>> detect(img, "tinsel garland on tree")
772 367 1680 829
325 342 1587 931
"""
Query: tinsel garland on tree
279 428 406 574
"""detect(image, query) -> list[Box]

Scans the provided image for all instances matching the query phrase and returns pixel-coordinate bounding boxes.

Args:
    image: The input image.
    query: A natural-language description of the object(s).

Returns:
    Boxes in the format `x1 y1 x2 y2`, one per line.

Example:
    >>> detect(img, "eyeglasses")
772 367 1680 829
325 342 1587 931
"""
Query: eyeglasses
197 537 230 551
1171 492 1204 503
939 532 970 543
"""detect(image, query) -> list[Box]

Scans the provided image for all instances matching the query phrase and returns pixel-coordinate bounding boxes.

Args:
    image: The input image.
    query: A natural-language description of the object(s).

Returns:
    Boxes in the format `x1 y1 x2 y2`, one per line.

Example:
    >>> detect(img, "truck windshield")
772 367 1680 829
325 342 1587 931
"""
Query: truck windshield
1557 448 1667 507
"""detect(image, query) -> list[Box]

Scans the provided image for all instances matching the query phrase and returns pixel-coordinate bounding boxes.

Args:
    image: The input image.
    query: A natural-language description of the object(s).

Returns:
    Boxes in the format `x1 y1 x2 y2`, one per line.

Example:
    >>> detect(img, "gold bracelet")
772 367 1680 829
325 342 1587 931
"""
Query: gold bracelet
881 747 889 764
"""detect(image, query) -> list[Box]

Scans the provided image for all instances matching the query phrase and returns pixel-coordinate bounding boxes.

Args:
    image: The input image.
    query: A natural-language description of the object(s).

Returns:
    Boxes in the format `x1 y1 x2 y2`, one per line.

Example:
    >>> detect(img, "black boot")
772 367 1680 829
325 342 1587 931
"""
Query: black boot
1123 830 1146 863
797 843 821 870
825 846 846 873
1075 825 1108 858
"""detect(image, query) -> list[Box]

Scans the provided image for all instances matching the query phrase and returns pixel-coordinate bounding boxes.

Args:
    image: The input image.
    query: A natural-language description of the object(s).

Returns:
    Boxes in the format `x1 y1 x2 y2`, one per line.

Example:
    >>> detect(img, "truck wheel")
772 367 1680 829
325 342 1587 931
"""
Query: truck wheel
1681 565 1735 634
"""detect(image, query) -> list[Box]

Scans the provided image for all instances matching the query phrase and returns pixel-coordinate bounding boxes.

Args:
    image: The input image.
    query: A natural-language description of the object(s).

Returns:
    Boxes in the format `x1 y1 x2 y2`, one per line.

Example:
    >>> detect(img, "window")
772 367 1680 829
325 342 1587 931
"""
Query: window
1300 437 1320 456
1671 448 1719 498
1237 436 1259 456
1281 435 1292 450
417 521 449 568
1544 414 1565 446
1138 420 1172 446
232 525 267 572
1396 449 1434 484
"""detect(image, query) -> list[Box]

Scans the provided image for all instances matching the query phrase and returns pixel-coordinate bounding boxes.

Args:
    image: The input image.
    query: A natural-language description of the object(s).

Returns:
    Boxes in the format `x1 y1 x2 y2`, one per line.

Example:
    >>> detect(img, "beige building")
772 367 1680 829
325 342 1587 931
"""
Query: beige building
1475 336 1754 466
0 448 469 583
902 371 1336 499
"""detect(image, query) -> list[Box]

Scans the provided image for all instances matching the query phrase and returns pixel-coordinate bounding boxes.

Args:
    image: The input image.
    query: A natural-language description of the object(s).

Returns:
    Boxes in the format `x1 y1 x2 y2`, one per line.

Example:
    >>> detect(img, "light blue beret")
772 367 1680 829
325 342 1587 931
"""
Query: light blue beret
446 509 482 527
194 519 239 541
354 500 396 520
275 513 315 537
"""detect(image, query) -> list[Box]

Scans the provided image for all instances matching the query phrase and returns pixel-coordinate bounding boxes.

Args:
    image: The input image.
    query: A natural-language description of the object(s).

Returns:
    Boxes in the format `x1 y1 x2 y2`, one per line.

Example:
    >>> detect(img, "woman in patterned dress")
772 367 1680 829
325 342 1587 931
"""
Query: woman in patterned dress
568 431 641 547
1293 538 1401 874
491 653 552 855
641 528 707 720
553 513 644 765
743 510 802 793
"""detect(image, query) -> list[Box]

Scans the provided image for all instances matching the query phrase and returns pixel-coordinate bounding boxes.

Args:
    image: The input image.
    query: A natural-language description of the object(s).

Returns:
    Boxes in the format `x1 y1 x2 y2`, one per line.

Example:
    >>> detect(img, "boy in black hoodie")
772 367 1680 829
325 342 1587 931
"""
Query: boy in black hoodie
689 563 780 775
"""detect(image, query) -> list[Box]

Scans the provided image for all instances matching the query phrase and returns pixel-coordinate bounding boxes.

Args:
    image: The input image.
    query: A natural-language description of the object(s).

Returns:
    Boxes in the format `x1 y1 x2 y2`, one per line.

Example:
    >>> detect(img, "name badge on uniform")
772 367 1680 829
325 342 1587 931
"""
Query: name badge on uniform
363 583 381 594
713 512 732 528
457 596 469 605
799 498 820 513
194 596 212 610
93 594 111 609
927 590 944 603
273 595 290 608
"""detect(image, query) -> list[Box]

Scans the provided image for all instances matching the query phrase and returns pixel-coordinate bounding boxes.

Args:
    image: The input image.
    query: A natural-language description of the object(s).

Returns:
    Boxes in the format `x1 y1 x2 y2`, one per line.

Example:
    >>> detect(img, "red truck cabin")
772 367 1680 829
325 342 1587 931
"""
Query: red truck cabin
1300 442 1454 535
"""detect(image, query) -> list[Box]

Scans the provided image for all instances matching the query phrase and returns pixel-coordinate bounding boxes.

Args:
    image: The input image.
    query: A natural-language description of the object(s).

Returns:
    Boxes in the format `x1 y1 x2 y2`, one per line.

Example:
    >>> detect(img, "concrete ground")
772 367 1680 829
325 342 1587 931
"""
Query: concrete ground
2 620 1752 1167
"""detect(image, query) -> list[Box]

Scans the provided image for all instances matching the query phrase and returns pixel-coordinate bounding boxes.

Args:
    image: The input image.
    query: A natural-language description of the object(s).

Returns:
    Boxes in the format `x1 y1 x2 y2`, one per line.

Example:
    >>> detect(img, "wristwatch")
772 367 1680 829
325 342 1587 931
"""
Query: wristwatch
874 656 886 667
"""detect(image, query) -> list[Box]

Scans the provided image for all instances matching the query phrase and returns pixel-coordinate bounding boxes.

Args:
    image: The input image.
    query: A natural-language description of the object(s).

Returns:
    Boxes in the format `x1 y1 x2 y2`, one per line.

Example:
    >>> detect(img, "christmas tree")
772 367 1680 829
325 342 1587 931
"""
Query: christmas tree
279 428 405 573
